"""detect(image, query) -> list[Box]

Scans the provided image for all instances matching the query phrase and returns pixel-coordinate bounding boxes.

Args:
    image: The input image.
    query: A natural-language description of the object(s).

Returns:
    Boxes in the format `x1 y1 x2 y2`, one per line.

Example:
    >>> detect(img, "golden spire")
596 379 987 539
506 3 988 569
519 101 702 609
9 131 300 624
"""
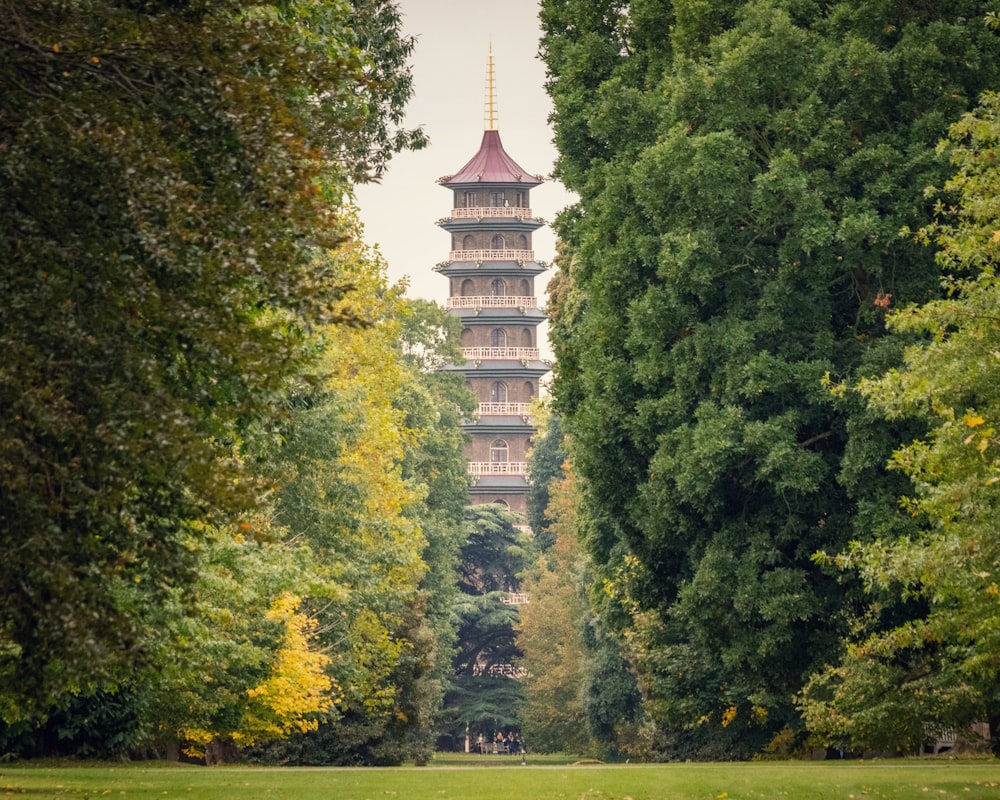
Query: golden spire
484 44 498 130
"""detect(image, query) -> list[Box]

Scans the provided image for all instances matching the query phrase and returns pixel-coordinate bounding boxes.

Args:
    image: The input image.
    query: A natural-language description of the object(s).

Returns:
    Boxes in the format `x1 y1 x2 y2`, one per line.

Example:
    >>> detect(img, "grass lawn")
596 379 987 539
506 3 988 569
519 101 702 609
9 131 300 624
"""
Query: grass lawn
2 757 998 799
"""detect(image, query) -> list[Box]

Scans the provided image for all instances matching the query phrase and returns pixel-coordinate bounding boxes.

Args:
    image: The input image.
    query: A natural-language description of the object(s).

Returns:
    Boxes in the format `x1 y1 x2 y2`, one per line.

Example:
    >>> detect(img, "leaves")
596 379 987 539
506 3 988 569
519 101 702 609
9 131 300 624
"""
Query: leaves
0 0 429 730
803 93 1000 753
541 0 1000 756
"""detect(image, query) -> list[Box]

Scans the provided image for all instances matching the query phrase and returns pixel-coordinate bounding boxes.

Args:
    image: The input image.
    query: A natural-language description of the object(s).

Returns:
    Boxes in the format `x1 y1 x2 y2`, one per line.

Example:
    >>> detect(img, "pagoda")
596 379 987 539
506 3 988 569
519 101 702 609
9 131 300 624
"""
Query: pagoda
435 50 550 515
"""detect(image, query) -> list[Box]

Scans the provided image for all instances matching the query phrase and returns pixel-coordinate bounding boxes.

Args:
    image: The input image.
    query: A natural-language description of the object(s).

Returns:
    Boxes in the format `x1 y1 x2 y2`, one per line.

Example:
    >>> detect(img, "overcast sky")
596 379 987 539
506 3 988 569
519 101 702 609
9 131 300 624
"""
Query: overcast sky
354 0 574 307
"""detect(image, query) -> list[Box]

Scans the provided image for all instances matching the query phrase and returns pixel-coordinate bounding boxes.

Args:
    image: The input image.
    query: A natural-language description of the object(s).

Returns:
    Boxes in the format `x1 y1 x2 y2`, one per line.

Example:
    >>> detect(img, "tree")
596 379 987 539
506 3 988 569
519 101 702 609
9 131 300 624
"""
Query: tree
230 278 473 766
526 406 567 549
520 423 641 757
0 0 423 720
518 469 593 754
441 505 535 748
541 0 1000 757
800 91 1000 756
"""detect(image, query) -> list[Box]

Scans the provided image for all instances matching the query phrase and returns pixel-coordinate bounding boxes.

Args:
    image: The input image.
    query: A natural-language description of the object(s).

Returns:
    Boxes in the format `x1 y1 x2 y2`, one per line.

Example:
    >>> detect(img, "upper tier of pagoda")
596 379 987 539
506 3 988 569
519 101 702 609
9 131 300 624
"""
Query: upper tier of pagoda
438 129 544 188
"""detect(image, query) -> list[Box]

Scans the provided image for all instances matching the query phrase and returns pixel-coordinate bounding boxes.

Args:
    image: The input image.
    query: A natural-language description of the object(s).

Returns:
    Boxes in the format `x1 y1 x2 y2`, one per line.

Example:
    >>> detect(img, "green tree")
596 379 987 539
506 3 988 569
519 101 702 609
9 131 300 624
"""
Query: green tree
0 0 423 721
242 287 470 766
527 406 567 549
541 0 1000 757
520 455 642 757
441 505 535 748
393 299 473 762
801 91 1000 756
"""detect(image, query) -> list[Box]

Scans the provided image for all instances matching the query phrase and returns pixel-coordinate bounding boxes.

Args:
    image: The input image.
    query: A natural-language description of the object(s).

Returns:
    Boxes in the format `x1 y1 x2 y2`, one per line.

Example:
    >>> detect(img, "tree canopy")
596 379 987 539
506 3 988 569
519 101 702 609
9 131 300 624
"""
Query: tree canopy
0 0 436 738
801 91 1000 756
541 0 1000 757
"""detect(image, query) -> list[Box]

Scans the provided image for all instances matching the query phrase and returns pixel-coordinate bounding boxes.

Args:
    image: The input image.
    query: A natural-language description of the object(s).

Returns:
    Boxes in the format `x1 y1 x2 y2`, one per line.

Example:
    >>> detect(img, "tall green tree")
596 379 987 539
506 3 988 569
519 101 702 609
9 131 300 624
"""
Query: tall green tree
0 0 423 721
801 91 1000 756
441 505 535 747
526 406 567 550
541 0 1000 757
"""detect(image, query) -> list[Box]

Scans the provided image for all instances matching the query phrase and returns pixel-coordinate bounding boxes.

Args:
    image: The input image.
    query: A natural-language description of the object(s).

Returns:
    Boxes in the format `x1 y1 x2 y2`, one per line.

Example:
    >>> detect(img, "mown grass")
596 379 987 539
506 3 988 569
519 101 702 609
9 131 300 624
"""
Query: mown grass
2 757 998 799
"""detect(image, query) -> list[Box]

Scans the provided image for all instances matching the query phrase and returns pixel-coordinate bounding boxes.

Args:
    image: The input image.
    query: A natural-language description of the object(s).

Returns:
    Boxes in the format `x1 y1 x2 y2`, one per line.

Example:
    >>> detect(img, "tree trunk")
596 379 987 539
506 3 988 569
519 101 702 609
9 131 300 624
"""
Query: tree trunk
204 738 240 766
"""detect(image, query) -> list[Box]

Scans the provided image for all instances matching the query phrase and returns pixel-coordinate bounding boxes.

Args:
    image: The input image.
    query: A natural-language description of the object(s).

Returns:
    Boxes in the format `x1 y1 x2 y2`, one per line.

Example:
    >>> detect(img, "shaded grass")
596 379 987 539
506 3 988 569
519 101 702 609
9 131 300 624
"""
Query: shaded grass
2 758 999 799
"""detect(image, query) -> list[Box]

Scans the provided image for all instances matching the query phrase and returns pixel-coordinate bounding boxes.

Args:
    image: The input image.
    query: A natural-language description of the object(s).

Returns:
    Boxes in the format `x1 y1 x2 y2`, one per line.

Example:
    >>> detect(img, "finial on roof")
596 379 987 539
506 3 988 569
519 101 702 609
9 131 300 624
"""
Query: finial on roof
484 44 498 131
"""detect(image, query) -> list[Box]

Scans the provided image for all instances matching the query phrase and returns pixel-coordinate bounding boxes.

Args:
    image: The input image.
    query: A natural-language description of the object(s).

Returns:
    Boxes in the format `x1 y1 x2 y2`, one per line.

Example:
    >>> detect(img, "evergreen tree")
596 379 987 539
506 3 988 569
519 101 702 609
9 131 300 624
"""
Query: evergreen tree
441 505 535 749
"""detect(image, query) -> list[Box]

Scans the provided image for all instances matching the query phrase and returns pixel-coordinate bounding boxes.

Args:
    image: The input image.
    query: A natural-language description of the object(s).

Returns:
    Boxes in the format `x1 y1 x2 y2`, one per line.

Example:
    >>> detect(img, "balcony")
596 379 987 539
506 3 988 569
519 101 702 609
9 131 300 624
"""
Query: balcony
449 206 535 220
467 461 528 476
461 347 540 361
449 249 534 262
473 662 527 678
446 295 538 311
476 402 532 416
499 592 530 605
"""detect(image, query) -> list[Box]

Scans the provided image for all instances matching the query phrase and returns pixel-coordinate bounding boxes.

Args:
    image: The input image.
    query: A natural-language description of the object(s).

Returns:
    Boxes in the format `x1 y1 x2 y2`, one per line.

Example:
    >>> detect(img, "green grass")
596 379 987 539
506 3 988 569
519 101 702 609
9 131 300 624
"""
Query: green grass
2 758 998 799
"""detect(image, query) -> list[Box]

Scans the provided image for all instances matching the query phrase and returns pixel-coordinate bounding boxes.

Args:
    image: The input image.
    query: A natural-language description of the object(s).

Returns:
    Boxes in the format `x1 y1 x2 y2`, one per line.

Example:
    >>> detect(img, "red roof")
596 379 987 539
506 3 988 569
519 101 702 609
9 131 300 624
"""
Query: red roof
440 130 543 187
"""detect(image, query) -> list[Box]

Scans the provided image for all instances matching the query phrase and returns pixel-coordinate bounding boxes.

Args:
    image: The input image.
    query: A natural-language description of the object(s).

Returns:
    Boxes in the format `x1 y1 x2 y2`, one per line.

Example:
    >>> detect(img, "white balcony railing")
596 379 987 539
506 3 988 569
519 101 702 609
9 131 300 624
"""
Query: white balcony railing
449 249 534 262
447 295 538 310
473 662 527 678
451 206 534 220
461 347 540 361
467 461 528 476
476 402 531 416
500 592 530 605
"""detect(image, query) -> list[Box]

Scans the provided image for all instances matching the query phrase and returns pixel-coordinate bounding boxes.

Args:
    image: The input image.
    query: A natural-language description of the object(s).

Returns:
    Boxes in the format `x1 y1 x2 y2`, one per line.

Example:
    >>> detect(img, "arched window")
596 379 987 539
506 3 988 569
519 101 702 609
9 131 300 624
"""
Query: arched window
490 278 506 297
492 499 510 510
518 234 528 249
490 234 505 250
490 381 508 403
461 278 476 296
521 328 532 347
523 381 534 400
490 439 509 463
461 327 474 346
490 329 507 348
463 234 476 249
519 279 530 296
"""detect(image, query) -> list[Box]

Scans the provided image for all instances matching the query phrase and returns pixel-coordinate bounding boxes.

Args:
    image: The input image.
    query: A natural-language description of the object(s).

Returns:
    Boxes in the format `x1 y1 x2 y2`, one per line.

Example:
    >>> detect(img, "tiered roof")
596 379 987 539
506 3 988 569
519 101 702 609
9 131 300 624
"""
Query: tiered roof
439 130 543 188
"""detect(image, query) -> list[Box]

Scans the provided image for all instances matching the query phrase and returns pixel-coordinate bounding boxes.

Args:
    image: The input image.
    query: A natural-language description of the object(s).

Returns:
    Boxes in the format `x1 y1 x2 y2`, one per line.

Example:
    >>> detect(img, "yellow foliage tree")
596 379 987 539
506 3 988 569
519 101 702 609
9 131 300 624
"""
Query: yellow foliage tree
239 592 336 743
180 592 334 758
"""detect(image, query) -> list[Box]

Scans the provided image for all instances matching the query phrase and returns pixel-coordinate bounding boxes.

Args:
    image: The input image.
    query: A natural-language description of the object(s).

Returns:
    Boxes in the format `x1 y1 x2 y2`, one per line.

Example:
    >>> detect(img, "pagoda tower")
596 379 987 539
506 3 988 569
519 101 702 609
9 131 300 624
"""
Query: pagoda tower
435 51 550 515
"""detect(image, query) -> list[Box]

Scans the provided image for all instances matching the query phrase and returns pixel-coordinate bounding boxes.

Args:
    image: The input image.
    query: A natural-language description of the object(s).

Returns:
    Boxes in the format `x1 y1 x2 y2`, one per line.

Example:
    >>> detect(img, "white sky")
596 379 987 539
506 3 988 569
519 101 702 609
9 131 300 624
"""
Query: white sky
354 0 574 309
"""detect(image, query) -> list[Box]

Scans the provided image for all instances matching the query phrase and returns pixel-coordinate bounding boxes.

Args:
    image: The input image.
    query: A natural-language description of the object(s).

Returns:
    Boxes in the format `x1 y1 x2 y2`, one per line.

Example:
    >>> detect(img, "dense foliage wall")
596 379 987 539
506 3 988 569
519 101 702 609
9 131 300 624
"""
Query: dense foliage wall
540 0 1000 758
0 0 472 764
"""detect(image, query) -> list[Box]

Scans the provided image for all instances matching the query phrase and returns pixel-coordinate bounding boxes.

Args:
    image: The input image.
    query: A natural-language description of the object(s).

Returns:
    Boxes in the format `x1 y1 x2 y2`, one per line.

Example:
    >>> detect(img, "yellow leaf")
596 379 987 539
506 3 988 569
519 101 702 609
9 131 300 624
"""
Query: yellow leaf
991 230 1000 242
979 437 989 454
963 414 985 428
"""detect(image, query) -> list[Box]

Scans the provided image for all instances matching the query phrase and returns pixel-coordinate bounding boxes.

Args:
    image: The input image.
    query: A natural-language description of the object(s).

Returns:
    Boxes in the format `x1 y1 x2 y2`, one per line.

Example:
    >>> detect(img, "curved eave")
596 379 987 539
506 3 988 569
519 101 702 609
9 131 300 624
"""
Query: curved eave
450 309 547 325
437 218 544 234
463 419 537 435
469 476 530 490
443 361 551 379
434 260 549 277
442 177 543 189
